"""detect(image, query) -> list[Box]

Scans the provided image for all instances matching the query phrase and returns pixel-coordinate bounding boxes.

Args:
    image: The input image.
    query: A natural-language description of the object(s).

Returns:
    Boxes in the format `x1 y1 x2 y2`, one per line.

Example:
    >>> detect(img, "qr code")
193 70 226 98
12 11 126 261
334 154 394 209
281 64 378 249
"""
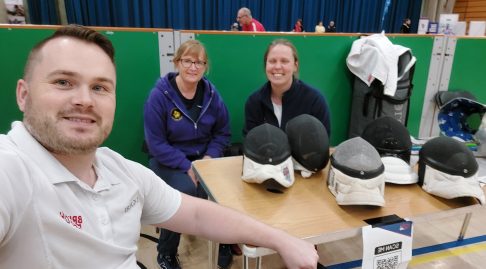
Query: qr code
374 252 400 269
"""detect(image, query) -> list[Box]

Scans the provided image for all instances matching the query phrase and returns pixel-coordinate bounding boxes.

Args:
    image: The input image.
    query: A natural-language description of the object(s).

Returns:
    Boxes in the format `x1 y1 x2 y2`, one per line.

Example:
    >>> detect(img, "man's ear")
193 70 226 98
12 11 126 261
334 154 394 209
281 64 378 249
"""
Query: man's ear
16 79 29 112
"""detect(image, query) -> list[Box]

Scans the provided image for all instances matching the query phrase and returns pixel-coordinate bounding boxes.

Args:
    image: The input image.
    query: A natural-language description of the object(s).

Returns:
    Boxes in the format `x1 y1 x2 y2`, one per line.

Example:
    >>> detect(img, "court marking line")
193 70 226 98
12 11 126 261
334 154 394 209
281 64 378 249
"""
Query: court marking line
325 234 486 269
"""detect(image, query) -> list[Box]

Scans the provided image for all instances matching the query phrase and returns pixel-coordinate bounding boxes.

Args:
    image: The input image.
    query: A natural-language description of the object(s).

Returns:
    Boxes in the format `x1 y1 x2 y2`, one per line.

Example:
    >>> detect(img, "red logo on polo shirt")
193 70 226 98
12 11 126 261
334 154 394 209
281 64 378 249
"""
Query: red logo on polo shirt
60 211 83 229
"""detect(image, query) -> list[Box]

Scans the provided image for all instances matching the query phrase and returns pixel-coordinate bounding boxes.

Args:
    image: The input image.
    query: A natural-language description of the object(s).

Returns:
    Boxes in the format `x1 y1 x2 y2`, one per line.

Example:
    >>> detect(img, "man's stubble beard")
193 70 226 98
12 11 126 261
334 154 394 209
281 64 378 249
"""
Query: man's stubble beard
23 97 112 155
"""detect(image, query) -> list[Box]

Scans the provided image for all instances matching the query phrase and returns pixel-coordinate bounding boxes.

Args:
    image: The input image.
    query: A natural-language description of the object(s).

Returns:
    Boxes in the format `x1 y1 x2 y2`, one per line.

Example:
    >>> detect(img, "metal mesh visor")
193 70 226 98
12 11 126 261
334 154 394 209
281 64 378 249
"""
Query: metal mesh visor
331 137 384 179
361 116 412 163
418 136 478 185
243 123 291 165
285 114 330 172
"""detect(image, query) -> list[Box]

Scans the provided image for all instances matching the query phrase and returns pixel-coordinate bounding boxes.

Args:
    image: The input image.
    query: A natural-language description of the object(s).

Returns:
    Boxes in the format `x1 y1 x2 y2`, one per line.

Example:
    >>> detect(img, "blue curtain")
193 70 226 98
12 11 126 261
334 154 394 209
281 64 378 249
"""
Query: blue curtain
59 0 422 33
381 0 422 33
27 0 59 24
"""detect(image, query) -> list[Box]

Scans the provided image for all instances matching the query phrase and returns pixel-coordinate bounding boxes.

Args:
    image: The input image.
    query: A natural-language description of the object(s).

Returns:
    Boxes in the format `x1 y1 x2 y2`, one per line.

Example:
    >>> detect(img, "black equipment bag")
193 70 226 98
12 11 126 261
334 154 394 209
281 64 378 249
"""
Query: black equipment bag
348 50 415 138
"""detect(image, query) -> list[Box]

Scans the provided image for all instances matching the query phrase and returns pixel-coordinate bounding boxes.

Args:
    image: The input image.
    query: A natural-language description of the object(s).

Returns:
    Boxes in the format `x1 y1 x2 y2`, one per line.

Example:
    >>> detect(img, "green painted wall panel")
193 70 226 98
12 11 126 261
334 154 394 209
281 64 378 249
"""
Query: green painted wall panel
198 34 357 146
0 28 55 134
0 28 446 164
449 38 486 103
198 33 434 144
0 28 160 165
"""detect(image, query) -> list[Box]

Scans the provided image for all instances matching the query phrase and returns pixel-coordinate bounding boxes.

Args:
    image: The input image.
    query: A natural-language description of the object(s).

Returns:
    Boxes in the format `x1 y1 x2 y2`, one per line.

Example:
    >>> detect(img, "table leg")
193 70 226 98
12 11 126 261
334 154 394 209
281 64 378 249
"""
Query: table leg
208 241 218 268
256 256 262 269
243 255 249 269
243 255 262 269
458 212 472 240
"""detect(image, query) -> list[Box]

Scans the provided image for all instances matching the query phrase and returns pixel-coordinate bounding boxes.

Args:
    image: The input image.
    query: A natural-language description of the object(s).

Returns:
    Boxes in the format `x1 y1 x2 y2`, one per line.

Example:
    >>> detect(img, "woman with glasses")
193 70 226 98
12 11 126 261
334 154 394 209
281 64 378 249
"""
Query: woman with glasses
243 39 331 138
144 40 233 269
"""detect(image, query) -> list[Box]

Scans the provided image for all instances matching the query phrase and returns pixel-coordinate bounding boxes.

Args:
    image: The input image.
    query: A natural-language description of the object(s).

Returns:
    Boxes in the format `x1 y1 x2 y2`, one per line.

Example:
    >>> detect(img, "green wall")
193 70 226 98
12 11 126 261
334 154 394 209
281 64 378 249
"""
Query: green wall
449 37 486 103
1 27 461 166
198 33 434 144
0 27 161 165
0 28 53 135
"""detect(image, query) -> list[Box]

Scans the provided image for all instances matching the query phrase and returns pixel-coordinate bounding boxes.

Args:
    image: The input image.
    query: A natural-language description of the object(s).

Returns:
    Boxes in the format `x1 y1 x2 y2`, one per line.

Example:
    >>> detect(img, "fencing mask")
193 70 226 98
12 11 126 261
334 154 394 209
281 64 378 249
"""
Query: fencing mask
361 116 417 184
418 136 485 204
242 123 295 188
328 137 386 206
285 114 330 178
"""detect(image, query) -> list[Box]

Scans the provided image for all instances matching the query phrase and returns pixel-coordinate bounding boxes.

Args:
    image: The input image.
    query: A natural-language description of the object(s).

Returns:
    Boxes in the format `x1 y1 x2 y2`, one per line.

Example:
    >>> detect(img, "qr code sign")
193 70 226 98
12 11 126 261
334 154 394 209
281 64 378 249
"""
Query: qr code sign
374 251 401 269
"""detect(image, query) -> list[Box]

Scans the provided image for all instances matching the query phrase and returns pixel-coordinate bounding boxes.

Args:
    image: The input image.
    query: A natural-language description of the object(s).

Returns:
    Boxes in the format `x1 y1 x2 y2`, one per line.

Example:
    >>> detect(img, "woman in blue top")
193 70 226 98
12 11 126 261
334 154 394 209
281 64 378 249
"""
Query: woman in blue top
144 40 232 269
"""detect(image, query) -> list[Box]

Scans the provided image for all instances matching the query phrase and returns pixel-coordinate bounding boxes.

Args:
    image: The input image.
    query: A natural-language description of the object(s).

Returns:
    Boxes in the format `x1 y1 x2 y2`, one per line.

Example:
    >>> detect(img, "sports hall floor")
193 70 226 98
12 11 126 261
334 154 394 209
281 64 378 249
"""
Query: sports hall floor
136 203 486 268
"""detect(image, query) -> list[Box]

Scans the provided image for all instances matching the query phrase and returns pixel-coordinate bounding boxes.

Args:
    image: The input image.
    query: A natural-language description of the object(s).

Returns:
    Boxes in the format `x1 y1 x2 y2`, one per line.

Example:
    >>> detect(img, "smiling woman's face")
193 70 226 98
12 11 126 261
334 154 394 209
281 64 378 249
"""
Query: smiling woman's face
265 44 298 91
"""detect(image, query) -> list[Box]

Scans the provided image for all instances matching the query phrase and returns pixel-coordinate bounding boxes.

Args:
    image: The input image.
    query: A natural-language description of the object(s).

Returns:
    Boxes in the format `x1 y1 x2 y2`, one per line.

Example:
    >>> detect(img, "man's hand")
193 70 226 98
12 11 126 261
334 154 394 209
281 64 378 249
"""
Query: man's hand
277 235 319 269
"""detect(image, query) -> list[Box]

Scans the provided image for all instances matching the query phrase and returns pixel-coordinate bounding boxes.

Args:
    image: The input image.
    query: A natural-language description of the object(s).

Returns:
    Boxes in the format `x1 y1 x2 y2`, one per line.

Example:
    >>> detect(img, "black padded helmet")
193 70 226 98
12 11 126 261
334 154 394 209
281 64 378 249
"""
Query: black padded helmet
285 114 330 172
361 116 412 163
418 136 478 186
243 123 291 165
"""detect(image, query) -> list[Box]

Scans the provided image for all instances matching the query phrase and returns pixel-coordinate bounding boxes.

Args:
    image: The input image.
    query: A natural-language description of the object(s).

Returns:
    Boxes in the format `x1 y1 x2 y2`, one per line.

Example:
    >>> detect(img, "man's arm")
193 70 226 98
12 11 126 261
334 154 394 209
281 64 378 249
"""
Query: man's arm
156 194 319 269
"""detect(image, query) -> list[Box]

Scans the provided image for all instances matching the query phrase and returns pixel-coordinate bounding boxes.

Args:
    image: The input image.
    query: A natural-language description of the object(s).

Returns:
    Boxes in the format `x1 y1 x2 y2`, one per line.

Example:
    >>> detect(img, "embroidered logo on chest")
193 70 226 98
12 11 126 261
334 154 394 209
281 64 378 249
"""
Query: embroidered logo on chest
171 108 183 121
125 196 140 213
59 211 83 229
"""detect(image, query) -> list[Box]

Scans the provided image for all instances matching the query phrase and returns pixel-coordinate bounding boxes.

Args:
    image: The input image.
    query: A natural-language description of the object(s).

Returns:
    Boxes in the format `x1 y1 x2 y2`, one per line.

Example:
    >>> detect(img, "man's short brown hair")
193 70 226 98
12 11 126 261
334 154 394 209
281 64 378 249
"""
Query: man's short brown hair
23 24 115 81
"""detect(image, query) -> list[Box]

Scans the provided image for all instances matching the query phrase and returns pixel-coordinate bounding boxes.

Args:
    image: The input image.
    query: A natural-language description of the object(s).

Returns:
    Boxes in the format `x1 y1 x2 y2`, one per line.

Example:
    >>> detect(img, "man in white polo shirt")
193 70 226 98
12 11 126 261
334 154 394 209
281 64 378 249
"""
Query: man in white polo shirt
0 25 318 269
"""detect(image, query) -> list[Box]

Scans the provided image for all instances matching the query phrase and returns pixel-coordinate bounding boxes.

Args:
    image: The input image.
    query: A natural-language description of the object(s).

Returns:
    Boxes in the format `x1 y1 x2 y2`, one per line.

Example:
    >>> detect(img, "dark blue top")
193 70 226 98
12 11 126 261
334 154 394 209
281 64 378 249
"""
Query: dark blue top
244 78 331 138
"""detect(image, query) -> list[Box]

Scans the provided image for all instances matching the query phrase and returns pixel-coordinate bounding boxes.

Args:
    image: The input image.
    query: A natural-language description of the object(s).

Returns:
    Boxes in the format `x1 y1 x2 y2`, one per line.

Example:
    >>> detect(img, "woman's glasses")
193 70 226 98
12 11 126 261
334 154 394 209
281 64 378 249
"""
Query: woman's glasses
180 59 206 69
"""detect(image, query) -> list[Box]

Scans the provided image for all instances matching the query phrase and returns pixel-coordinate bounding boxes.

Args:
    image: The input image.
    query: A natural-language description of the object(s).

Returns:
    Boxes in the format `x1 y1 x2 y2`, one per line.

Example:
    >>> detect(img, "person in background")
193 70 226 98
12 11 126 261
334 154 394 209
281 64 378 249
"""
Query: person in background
400 18 412 33
231 22 239 31
237 7 265 32
0 24 320 269
144 40 237 269
293 18 304 32
243 39 331 138
327 21 336 32
315 21 326 33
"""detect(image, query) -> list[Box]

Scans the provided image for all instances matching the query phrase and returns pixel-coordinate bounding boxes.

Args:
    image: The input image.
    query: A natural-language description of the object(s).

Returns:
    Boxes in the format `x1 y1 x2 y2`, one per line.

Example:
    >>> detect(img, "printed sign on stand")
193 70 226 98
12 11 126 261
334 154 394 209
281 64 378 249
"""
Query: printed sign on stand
417 19 429 34
362 220 413 269
469 21 486 36
439 14 459 35
428 22 438 34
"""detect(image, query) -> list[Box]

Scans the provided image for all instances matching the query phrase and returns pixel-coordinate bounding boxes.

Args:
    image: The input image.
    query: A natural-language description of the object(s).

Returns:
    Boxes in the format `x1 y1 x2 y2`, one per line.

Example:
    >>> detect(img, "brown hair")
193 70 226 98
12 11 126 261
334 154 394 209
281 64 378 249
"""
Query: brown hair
173 39 209 72
23 24 115 81
263 38 299 73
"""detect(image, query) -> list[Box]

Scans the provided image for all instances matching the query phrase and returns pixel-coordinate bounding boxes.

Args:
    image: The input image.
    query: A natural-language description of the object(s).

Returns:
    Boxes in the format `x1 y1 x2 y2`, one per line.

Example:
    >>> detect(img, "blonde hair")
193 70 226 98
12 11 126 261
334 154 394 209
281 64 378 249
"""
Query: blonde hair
173 40 209 72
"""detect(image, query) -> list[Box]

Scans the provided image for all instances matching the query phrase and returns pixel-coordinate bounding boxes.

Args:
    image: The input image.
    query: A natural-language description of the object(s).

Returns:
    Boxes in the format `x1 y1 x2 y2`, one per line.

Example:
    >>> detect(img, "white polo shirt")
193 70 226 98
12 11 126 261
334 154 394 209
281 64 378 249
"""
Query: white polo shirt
0 121 182 269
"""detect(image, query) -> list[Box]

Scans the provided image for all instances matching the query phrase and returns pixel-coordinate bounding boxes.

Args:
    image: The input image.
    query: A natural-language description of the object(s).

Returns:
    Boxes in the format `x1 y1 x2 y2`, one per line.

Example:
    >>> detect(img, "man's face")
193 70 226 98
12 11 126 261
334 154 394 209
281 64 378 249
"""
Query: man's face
237 11 250 26
16 37 116 155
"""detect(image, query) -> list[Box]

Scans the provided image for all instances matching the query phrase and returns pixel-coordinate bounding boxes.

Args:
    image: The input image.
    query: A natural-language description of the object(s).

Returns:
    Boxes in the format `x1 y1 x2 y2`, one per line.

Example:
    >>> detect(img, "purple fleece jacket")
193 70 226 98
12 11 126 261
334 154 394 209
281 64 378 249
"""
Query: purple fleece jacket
144 72 230 171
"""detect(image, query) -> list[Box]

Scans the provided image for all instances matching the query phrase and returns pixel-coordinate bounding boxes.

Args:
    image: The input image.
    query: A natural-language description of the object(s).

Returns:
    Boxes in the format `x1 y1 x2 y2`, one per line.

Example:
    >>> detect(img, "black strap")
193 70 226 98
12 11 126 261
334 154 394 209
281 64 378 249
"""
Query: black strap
140 233 159 243
137 261 147 269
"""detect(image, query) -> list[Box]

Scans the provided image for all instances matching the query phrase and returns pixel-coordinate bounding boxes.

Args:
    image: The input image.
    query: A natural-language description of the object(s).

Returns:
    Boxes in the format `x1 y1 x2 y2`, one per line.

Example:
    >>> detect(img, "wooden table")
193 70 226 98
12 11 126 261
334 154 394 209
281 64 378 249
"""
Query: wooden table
192 156 482 269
